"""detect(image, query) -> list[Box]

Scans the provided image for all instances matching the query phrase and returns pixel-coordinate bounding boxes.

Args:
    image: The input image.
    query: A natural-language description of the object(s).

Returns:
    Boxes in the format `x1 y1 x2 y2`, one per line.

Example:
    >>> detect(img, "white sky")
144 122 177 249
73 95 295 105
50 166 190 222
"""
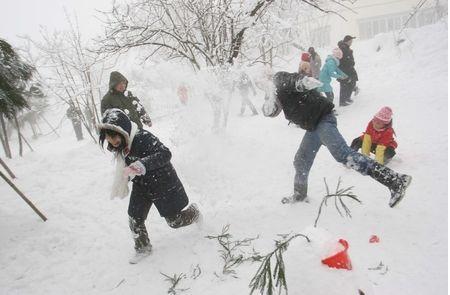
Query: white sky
0 0 112 46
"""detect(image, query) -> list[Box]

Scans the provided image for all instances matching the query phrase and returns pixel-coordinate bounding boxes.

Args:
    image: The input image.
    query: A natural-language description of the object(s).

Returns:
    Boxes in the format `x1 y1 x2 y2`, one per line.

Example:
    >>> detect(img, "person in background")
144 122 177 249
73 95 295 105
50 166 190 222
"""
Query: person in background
350 107 397 165
308 47 322 79
318 48 348 102
101 71 152 129
232 71 258 116
337 35 358 106
298 52 312 77
177 83 189 105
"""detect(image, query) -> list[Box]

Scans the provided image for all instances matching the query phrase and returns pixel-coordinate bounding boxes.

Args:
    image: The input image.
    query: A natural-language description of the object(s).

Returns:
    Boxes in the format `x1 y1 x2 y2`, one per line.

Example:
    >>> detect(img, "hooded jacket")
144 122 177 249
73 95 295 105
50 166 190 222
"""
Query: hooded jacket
264 72 334 131
98 109 188 217
101 71 148 128
318 55 347 93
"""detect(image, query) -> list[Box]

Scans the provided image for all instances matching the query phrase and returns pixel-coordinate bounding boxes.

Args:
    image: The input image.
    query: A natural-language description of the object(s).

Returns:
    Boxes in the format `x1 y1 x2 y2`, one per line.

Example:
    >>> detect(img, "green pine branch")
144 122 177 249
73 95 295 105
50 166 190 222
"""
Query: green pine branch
314 177 361 228
160 272 189 295
205 225 261 277
249 233 310 295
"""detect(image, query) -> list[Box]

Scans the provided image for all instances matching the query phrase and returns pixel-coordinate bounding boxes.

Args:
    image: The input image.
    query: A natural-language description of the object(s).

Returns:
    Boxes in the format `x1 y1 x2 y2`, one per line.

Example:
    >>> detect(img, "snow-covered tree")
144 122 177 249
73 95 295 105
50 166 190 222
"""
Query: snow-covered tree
0 39 35 158
23 12 111 142
96 0 278 69
96 0 350 69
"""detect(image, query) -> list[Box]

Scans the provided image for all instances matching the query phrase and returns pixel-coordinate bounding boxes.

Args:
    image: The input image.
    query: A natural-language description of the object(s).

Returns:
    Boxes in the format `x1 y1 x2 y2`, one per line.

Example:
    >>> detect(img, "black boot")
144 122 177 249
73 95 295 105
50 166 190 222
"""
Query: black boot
129 217 152 253
368 163 412 207
166 203 201 229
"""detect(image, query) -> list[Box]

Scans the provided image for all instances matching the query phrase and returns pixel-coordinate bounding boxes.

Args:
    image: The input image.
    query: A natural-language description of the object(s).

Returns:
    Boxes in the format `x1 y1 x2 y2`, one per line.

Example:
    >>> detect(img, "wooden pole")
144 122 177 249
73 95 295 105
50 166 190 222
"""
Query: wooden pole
0 157 16 178
0 170 47 221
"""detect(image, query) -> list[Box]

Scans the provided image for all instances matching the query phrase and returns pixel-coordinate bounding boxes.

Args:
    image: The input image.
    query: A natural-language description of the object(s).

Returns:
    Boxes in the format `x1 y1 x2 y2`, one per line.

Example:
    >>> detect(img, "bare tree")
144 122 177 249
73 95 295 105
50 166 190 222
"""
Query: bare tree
96 0 350 69
22 11 112 142
96 0 286 69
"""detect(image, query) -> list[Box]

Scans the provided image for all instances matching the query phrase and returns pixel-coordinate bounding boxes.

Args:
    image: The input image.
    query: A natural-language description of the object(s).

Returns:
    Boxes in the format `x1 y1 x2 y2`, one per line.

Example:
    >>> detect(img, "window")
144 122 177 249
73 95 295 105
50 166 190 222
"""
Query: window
357 7 442 39
387 18 394 31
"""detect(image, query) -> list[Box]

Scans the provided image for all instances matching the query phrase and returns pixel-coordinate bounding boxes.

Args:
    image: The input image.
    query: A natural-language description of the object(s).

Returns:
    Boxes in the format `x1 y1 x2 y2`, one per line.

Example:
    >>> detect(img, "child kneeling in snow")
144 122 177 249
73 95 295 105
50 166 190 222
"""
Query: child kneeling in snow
98 108 200 263
262 72 411 207
350 107 397 165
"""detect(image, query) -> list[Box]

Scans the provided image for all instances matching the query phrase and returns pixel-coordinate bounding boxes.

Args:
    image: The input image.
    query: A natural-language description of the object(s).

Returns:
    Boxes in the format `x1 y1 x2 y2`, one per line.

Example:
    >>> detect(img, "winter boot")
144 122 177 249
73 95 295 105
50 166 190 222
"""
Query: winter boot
129 217 152 264
281 184 308 204
166 203 201 229
368 163 412 207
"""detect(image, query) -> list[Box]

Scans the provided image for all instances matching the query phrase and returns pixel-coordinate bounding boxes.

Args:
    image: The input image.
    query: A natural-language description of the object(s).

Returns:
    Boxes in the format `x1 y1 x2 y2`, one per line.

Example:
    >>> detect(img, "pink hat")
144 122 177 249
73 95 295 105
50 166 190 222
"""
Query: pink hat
332 48 343 59
373 106 393 124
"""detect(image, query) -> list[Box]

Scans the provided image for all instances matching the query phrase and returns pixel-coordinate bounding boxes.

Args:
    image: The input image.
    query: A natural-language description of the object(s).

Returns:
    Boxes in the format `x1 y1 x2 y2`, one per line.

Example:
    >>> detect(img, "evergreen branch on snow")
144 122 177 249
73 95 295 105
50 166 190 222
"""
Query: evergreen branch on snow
190 264 202 280
249 233 310 295
205 224 262 277
314 177 361 228
160 272 189 295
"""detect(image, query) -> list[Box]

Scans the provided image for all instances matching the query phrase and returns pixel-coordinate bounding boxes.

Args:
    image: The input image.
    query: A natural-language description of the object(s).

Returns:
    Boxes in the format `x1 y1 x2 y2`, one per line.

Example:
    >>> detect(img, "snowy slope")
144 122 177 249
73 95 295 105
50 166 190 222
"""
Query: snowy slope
0 22 447 295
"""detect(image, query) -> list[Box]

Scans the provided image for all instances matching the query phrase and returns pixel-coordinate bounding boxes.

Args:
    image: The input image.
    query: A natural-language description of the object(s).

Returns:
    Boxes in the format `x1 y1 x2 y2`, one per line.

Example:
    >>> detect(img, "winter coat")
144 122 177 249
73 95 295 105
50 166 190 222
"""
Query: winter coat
337 41 358 82
264 72 334 131
101 71 149 129
126 129 188 216
318 55 347 93
359 121 397 164
309 53 322 79
361 121 397 149
99 109 188 217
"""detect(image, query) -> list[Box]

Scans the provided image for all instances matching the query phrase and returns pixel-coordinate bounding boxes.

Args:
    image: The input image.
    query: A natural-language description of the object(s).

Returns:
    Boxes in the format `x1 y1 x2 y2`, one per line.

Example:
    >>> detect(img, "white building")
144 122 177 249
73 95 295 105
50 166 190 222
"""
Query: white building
306 0 447 47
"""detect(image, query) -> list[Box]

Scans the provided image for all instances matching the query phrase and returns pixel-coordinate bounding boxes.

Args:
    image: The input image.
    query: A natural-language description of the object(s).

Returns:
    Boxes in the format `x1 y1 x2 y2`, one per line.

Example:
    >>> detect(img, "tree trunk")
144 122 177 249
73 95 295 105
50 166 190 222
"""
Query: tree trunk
269 47 273 67
0 126 8 157
0 114 12 158
86 70 100 130
20 133 34 152
0 157 16 178
13 112 23 157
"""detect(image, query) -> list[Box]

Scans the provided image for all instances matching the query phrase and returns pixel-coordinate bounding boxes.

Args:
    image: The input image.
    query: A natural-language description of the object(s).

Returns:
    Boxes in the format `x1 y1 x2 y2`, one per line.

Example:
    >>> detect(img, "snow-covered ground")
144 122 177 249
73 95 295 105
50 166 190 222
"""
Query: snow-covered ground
0 22 447 294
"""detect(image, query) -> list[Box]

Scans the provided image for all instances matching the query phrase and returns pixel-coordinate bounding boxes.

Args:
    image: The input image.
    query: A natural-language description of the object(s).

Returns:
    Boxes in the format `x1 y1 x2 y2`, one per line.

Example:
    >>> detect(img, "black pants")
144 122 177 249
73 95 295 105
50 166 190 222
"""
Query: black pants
350 137 396 162
339 80 356 105
128 184 189 224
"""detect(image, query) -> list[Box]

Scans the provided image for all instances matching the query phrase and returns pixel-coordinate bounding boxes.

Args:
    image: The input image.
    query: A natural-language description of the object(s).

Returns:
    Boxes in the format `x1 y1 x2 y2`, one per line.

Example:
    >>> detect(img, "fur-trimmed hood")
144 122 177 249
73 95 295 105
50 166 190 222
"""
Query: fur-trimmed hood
98 108 138 153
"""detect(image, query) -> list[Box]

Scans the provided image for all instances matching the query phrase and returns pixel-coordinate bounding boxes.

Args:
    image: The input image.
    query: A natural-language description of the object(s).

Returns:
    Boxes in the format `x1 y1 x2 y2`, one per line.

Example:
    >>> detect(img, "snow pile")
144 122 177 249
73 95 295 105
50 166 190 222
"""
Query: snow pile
0 22 447 294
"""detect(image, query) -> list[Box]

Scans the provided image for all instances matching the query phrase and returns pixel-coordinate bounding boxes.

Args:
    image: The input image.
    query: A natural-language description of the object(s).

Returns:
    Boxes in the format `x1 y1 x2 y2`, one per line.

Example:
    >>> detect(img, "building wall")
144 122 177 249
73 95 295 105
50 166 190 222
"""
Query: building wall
308 0 447 47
